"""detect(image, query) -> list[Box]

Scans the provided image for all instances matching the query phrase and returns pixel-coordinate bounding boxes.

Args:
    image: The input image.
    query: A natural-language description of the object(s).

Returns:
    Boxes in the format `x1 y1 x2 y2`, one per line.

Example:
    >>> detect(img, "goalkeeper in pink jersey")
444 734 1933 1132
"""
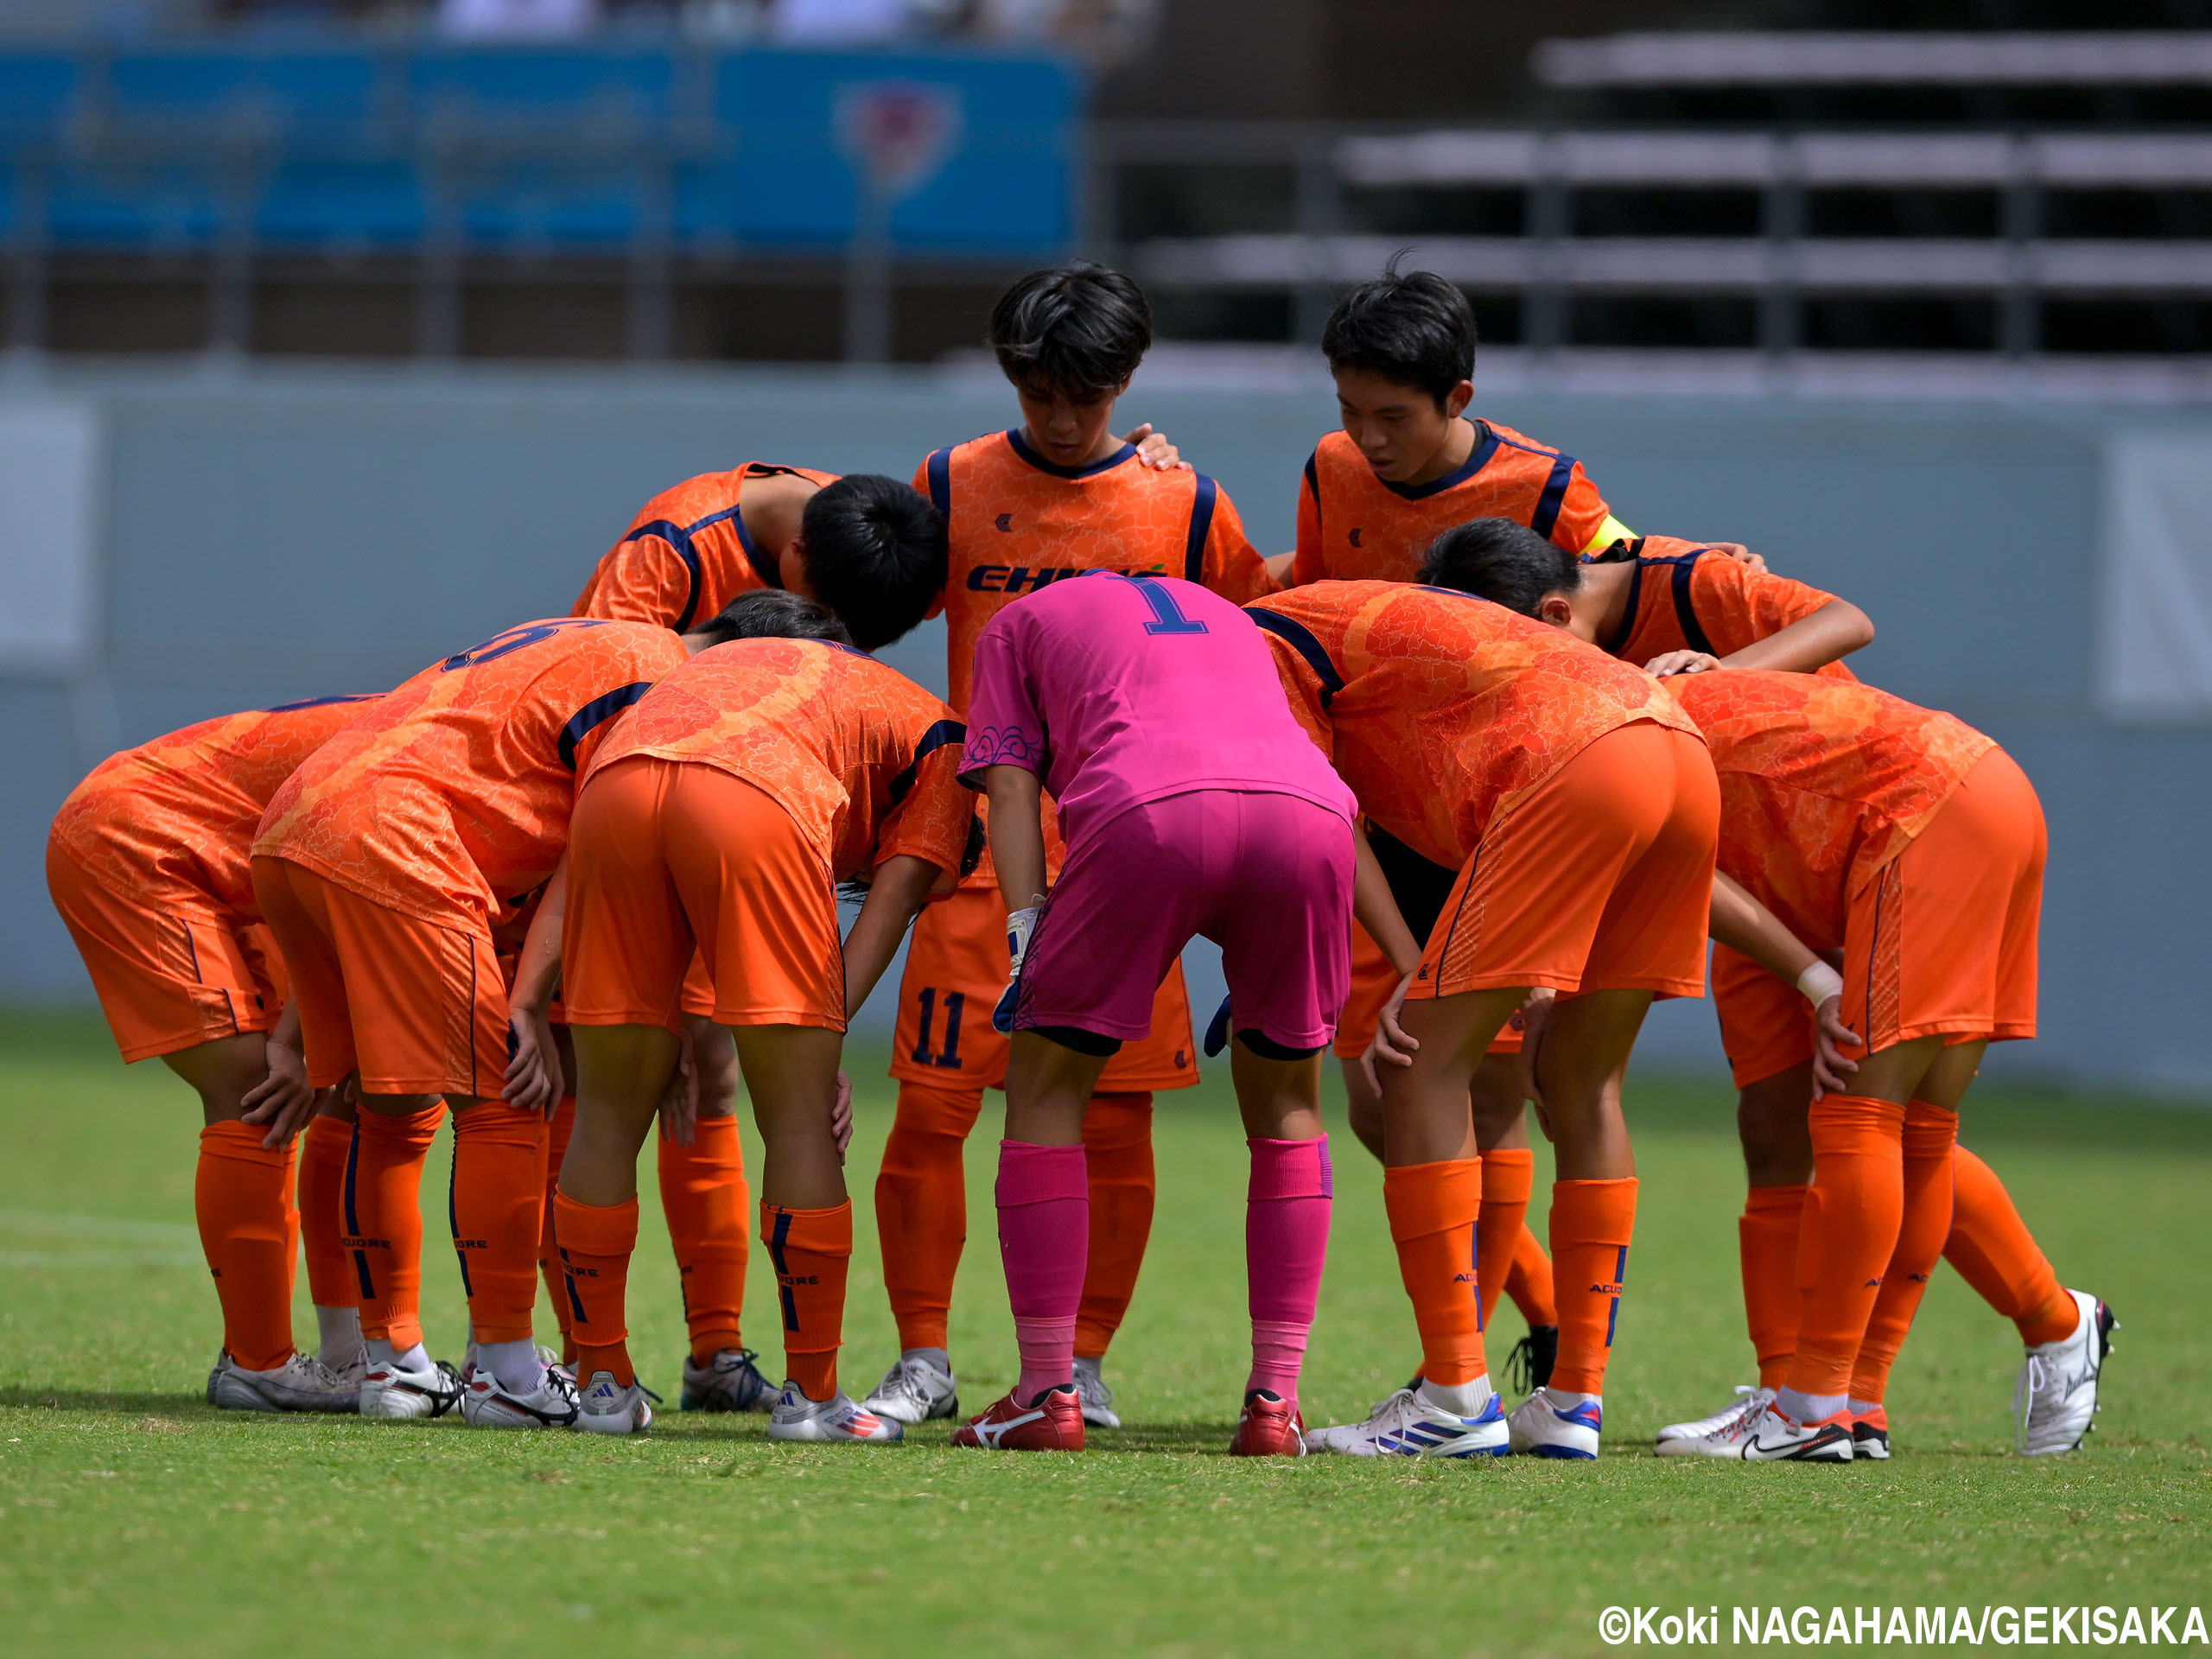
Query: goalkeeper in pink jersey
951 571 1358 1456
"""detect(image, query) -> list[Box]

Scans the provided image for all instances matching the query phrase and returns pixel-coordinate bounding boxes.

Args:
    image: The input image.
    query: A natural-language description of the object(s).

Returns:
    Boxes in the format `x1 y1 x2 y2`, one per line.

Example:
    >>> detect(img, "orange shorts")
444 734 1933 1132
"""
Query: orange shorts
892 881 1198 1091
1841 746 2044 1056
1414 721 1719 1001
1712 942 1817 1090
1333 922 1523 1059
251 855 508 1096
563 755 845 1034
48 842 285 1063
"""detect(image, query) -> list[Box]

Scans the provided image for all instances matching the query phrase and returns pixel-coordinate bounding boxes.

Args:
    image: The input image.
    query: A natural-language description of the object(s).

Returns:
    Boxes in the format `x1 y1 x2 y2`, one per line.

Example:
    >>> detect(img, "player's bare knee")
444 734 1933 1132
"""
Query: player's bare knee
1737 1065 1813 1184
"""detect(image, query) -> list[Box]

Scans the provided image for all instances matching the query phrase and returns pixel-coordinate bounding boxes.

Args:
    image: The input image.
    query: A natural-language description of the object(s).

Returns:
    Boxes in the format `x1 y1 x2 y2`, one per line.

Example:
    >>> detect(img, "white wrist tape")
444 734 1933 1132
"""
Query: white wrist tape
1006 906 1041 973
1796 961 1844 1005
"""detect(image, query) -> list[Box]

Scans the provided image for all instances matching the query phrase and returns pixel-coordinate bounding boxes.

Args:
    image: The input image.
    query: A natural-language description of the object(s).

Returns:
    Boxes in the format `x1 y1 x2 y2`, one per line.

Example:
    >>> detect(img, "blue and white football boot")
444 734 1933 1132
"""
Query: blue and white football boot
1506 1389 1605 1459
1302 1383 1510 1458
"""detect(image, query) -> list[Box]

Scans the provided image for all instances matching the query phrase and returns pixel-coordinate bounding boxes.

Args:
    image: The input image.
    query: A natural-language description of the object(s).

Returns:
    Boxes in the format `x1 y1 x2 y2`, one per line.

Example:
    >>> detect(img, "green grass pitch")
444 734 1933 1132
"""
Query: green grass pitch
0 1010 2205 1656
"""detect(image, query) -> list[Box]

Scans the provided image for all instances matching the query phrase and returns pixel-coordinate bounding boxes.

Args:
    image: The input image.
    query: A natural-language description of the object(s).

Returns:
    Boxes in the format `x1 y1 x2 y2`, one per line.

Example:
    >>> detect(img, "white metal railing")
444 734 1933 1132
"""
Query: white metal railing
1531 32 2212 88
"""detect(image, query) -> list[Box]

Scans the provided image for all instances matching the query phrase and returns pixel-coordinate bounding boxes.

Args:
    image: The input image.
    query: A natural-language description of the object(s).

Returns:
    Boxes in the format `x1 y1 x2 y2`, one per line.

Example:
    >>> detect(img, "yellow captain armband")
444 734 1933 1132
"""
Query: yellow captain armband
1580 514 1637 558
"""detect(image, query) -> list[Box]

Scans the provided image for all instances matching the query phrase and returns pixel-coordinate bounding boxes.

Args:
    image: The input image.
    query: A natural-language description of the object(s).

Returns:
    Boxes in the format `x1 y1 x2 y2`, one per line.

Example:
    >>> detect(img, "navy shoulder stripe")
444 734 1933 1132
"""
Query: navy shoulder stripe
264 693 379 714
1184 474 1219 586
1530 452 1577 543
1668 554 1718 657
1302 451 1321 540
925 448 952 520
558 681 654 771
887 717 968 807
621 518 706 632
1248 608 1344 709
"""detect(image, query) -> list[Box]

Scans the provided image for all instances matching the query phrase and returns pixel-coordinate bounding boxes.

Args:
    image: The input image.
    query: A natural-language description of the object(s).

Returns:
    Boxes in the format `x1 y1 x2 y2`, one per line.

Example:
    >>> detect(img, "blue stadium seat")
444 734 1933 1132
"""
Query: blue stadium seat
256 160 424 248
409 48 677 136
454 163 643 249
0 54 79 141
103 49 385 137
48 162 224 249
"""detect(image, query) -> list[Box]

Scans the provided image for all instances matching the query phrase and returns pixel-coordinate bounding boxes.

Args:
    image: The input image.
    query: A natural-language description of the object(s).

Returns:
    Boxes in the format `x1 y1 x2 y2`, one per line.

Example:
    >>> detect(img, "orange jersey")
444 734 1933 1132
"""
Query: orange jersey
1292 422 1615 587
1248 581 1697 871
1670 670 1997 951
1602 537 1856 682
51 695 381 918
571 461 841 631
919 429 1275 717
587 637 978 886
255 620 689 929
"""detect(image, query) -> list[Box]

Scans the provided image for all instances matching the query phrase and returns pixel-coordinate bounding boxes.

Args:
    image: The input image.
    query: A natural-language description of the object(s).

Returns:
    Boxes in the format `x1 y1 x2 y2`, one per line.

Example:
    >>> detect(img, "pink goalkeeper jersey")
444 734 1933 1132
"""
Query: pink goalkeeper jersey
958 572 1356 858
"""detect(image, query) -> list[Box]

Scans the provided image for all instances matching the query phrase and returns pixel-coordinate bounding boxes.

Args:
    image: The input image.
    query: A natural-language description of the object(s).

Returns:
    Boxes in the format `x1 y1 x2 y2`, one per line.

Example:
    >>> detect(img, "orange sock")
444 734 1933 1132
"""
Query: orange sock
874 1079 982 1351
1076 1091 1155 1357
1382 1158 1485 1386
1507 1221 1557 1327
1475 1147 1532 1330
764 1199 852 1401
660 1113 750 1363
1787 1095 1905 1402
1850 1102 1957 1406
1548 1179 1637 1396
540 1098 575 1363
346 1103 444 1351
1740 1185 1809 1389
195 1122 299 1372
297 1115 354 1314
552 1188 637 1388
449 1103 547 1344
1946 1144 2078 1348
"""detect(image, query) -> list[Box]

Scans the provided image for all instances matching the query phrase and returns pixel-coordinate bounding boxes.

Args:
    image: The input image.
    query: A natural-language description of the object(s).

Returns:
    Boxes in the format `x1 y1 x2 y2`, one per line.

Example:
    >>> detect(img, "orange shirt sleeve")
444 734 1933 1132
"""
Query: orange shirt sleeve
1291 451 1325 588
1548 458 1615 556
1195 481 1279 602
572 529 692 626
874 722 979 887
561 633 689 782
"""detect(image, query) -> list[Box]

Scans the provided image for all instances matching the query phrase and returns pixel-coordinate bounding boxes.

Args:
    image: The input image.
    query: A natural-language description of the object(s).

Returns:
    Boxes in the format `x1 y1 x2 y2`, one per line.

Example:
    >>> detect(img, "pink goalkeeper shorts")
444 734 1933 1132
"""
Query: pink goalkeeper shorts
1014 787 1354 1055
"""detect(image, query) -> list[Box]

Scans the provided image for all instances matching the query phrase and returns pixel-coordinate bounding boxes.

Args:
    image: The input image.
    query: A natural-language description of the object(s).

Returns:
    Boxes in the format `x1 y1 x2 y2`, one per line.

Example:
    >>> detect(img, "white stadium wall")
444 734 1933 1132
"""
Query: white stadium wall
2 361 2208 1091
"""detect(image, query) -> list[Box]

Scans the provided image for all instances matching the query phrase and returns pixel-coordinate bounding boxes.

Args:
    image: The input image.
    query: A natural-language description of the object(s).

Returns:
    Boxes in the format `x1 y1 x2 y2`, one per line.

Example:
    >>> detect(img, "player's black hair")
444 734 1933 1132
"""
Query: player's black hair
798 474 950 652
988 260 1153 401
1321 252 1478 410
692 588 855 649
1418 518 1581 616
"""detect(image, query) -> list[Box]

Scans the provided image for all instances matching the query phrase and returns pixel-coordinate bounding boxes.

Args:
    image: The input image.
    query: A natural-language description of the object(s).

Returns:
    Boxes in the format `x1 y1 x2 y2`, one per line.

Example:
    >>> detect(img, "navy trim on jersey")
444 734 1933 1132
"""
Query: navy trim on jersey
263 693 380 714
1530 451 1576 542
1601 563 1648 657
887 718 968 806
1183 474 1218 584
1301 451 1322 539
925 447 952 518
1669 553 1719 657
727 499 783 594
1005 427 1138 480
621 518 707 632
1379 419 1492 501
557 681 655 771
1248 609 1344 709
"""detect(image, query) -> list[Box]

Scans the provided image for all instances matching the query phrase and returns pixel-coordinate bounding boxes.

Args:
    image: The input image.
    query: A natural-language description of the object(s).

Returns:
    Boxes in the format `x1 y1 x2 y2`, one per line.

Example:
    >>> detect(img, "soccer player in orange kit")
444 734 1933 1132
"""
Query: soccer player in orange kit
1649 668 2103 1462
538 593 979 1440
860 261 1278 1432
1426 518 2109 1459
48 695 382 1412
1286 264 1648 1388
569 470 949 1414
1247 581 1719 1459
251 611 743 1427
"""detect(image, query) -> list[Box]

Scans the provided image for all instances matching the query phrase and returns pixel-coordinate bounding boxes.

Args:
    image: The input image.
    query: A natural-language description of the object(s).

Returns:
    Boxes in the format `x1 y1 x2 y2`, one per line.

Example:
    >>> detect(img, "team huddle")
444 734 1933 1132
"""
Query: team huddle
46 258 2114 1463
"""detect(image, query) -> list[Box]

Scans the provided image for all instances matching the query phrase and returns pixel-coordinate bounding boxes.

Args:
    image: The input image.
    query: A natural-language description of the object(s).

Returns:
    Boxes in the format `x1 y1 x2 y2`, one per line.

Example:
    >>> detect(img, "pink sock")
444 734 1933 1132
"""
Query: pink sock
996 1140 1089 1404
1245 1135 1332 1407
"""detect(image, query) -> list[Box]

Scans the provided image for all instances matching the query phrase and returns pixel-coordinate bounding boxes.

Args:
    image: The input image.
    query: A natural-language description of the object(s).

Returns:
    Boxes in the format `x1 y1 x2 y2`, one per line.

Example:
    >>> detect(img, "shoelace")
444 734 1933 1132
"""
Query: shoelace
1503 1336 1539 1396
883 1357 939 1404
2013 1354 2049 1453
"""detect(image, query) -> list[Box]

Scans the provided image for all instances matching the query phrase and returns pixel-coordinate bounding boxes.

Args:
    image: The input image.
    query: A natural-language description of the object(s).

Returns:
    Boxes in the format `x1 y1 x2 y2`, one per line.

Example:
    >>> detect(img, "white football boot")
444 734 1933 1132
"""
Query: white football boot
575 1370 656 1436
1658 1385 1776 1446
461 1348 581 1429
680 1347 780 1414
1658 1396 1776 1459
359 1354 464 1421
1303 1385 1509 1458
766 1383 904 1443
860 1351 960 1425
1071 1355 1122 1429
1737 1398 1853 1462
1506 1390 1604 1459
207 1350 362 1414
2015 1289 2116 1456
